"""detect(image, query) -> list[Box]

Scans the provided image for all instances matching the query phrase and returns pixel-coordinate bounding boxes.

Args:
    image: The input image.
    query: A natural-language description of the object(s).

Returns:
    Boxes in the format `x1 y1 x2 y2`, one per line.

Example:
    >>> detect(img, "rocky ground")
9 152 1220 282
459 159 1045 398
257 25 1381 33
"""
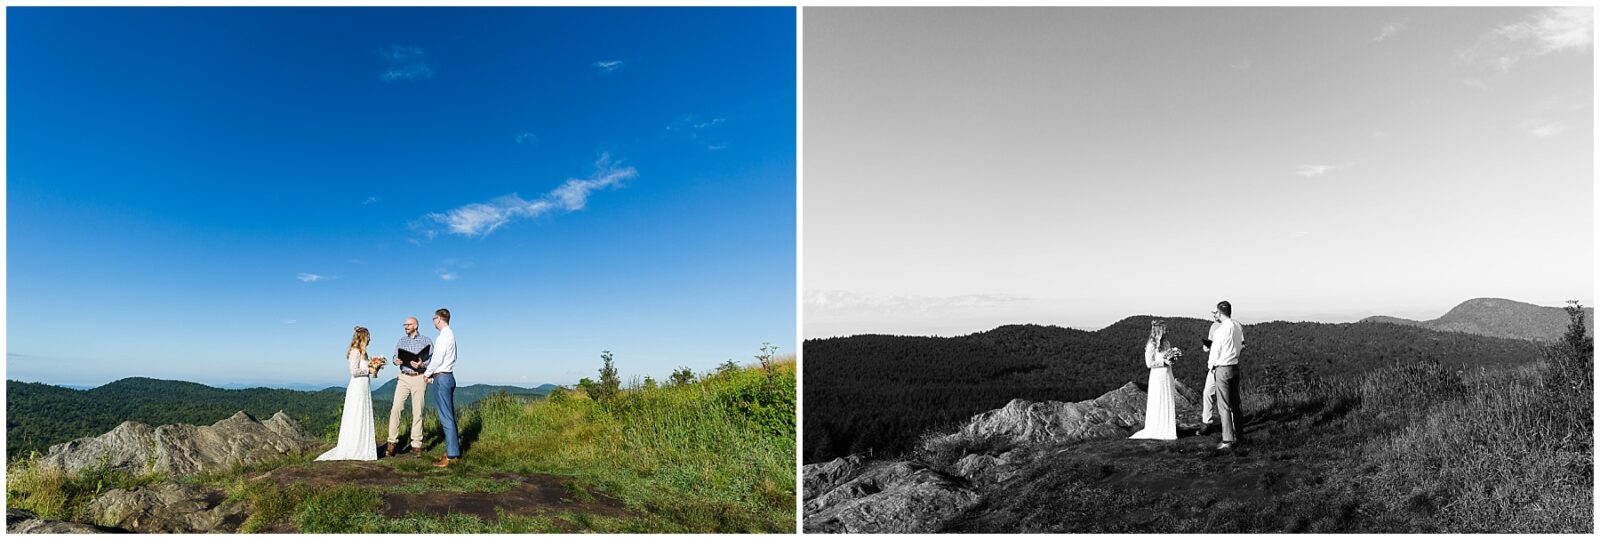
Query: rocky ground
802 380 1310 533
7 412 633 534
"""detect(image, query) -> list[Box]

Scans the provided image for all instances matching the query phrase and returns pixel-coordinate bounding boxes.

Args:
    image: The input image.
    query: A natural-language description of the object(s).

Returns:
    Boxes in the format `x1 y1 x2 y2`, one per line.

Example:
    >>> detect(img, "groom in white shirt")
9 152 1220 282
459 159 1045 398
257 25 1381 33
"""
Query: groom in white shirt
424 308 460 467
1207 300 1245 451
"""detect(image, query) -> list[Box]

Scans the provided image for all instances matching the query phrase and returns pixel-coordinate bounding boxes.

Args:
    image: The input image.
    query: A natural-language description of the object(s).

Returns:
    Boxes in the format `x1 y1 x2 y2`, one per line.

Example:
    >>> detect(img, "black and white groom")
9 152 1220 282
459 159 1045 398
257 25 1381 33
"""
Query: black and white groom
1207 300 1245 451
423 308 461 467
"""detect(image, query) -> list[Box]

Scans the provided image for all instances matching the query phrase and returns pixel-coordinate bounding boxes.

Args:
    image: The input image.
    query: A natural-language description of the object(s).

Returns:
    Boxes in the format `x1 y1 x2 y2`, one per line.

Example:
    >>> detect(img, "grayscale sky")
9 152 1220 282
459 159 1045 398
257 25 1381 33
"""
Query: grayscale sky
805 7 1593 338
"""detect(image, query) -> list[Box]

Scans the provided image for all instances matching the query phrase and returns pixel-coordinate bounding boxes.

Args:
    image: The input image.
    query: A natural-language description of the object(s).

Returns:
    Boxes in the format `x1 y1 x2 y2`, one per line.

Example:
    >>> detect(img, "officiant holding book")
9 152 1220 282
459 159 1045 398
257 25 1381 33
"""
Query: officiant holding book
385 316 433 458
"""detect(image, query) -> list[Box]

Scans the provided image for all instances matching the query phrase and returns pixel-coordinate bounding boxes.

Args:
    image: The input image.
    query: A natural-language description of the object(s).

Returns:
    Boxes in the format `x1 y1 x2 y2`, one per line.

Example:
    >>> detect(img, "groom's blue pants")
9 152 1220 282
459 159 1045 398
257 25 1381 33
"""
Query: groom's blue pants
432 372 460 458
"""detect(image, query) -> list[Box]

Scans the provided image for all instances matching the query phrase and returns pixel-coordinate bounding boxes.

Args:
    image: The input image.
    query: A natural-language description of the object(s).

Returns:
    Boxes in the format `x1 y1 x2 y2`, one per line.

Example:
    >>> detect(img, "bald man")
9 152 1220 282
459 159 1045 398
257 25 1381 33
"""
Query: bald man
386 316 433 457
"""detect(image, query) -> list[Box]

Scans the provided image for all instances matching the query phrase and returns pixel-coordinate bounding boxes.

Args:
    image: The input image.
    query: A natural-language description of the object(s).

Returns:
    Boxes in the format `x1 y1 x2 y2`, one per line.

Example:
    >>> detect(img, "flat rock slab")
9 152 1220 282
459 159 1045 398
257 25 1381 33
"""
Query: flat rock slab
87 483 249 533
7 509 118 534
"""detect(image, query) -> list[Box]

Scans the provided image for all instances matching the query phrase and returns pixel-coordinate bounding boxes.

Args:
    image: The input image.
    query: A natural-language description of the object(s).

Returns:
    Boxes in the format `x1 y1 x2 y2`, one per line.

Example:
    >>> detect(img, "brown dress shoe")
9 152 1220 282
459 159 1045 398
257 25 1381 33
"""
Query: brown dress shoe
384 442 397 458
432 454 454 468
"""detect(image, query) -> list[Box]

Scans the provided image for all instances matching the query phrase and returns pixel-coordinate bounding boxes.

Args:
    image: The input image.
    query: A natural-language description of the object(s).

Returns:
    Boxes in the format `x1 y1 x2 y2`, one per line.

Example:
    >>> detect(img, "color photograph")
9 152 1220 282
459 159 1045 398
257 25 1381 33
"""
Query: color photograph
7 7 797 533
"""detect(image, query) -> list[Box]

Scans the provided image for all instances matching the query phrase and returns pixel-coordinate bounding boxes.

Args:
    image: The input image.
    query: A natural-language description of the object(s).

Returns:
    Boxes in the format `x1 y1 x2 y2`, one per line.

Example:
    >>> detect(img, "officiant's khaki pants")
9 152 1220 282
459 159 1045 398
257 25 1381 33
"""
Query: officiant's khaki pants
388 374 427 448
1214 365 1242 443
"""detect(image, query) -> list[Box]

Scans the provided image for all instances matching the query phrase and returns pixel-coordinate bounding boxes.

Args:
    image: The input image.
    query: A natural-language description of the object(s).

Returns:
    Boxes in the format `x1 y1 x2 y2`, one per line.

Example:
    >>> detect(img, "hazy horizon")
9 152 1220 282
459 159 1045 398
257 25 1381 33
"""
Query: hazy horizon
803 295 1584 340
805 7 1593 340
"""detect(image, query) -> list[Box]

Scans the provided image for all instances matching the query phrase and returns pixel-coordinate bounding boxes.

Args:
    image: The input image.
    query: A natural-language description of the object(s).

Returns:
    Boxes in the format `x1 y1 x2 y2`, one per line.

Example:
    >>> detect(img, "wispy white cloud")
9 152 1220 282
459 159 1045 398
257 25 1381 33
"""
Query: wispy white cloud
1458 78 1490 90
1460 7 1593 72
593 60 625 74
805 290 1031 315
284 319 298 325
514 132 538 145
1227 57 1252 71
297 273 327 283
1525 120 1568 138
1537 95 1590 111
1373 19 1408 42
415 154 638 239
1295 165 1339 178
1295 161 1362 178
379 44 435 82
667 114 730 150
431 259 472 281
362 196 381 205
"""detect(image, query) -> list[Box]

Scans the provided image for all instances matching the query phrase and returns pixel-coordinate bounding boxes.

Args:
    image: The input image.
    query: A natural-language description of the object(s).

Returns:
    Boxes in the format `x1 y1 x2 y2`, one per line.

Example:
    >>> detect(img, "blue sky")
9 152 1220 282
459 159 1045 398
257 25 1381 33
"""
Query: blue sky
8 7 797 387
806 8 1591 337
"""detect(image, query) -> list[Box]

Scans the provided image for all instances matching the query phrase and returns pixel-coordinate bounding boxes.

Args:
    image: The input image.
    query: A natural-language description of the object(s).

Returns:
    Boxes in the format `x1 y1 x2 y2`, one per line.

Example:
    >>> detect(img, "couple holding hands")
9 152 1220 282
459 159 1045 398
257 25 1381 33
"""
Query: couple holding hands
315 308 462 467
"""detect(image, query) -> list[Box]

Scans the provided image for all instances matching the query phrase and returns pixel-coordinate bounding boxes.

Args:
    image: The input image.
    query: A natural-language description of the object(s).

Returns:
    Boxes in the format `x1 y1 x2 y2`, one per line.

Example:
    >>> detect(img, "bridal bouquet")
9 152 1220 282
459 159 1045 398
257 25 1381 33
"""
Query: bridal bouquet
1164 347 1183 365
368 356 387 379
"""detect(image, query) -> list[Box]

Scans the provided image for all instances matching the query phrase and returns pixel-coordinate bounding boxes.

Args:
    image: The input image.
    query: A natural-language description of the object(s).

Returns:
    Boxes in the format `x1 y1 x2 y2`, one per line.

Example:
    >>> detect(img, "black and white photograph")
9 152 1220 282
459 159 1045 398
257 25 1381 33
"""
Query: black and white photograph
801 7 1593 534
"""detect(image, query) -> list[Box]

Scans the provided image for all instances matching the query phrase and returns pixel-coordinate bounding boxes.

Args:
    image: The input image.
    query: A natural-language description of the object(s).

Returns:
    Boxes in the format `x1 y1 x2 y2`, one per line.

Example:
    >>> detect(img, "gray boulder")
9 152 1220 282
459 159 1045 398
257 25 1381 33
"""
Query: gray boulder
802 460 979 534
42 411 320 476
6 509 115 534
85 483 248 533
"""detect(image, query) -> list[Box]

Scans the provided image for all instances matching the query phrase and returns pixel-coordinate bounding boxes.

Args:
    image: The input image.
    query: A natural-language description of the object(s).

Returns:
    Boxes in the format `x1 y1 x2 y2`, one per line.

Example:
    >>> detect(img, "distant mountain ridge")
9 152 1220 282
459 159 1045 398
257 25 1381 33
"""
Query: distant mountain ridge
1360 298 1593 342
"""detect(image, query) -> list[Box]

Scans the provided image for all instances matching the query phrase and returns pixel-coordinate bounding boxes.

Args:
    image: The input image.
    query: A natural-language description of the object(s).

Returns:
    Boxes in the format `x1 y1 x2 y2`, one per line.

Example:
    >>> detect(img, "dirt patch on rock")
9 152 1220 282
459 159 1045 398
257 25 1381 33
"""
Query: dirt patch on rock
254 462 633 525
381 472 633 523
250 460 408 488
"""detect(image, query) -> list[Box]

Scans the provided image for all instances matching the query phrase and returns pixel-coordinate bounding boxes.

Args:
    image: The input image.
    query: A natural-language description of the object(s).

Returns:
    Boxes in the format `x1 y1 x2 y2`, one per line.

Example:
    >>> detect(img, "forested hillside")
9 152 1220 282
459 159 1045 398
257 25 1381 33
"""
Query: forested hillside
6 378 555 459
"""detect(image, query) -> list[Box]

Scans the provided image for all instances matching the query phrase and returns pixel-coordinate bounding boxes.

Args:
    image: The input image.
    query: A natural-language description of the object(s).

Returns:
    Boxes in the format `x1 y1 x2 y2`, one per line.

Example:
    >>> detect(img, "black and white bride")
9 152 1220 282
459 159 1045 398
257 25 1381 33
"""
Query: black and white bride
1130 319 1181 440
316 326 381 461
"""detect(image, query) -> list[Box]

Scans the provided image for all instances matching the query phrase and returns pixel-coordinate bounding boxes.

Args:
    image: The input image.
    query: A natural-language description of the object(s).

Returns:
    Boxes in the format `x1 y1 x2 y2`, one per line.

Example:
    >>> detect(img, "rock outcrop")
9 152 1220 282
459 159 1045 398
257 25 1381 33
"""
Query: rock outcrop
802 459 979 534
803 380 1200 533
41 411 321 476
84 483 249 533
942 380 1201 448
6 509 116 534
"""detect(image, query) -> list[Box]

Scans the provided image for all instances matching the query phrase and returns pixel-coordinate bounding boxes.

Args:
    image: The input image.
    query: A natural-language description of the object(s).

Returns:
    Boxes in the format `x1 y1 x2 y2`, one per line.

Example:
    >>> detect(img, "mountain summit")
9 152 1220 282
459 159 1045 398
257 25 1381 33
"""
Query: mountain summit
1361 298 1592 342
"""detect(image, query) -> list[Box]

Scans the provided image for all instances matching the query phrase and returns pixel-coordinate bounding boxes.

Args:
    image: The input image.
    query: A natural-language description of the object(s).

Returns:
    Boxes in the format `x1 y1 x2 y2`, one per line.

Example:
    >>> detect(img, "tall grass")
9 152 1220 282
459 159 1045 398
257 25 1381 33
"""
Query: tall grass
1347 307 1593 532
5 453 167 522
1236 306 1593 532
458 356 796 532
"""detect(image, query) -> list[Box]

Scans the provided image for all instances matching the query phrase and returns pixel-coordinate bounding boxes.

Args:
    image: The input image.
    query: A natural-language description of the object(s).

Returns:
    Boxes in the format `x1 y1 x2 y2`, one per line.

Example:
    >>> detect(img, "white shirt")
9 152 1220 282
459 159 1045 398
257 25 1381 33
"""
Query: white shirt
425 325 456 377
1207 318 1244 368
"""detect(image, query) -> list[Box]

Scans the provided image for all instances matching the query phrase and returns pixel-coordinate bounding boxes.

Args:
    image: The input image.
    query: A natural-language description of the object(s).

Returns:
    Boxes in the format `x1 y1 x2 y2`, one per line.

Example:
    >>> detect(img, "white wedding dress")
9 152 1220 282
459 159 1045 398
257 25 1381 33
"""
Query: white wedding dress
316 348 377 461
1129 340 1177 440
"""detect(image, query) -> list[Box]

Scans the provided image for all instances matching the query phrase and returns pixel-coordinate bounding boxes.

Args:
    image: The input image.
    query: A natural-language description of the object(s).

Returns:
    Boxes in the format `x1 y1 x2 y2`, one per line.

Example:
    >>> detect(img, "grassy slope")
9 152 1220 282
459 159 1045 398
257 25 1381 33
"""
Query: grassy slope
934 319 1593 533
7 359 798 533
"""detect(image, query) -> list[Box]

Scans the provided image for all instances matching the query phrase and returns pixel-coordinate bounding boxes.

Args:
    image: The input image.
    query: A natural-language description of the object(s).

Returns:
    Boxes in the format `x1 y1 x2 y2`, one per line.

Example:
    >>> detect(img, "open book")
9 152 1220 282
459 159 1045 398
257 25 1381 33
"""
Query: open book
397 345 431 367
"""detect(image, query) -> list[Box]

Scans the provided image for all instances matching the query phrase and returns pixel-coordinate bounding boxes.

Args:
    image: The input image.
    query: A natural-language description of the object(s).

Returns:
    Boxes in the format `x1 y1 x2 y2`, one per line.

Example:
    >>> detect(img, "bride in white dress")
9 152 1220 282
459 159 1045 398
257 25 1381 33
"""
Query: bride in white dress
317 326 378 461
1130 319 1181 440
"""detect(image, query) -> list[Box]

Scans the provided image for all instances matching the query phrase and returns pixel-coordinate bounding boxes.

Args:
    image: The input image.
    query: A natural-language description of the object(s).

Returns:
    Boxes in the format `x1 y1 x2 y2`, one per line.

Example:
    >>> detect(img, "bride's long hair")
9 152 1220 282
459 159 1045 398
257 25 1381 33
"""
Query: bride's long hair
1148 320 1169 350
349 326 370 360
